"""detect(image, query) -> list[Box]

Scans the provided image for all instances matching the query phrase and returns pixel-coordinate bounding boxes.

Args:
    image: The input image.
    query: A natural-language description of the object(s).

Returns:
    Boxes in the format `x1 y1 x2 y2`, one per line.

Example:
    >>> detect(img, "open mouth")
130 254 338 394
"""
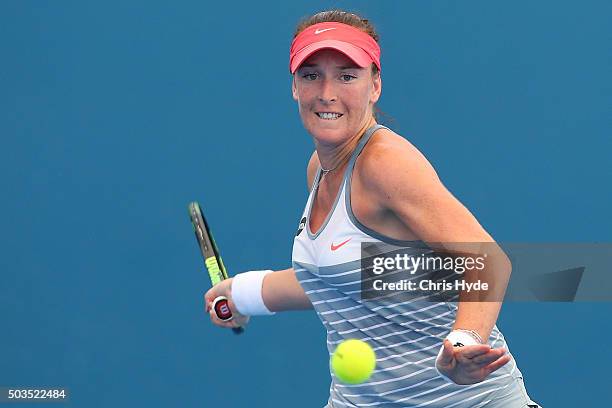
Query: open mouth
316 112 343 120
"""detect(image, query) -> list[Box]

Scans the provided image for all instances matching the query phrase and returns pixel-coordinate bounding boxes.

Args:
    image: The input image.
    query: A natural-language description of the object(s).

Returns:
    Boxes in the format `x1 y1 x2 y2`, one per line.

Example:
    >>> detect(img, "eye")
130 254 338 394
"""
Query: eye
340 74 356 82
302 73 318 80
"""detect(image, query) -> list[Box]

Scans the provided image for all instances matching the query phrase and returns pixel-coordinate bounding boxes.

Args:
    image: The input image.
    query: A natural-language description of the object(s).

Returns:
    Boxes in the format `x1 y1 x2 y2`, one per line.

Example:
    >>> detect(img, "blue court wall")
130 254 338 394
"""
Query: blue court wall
1 1 610 407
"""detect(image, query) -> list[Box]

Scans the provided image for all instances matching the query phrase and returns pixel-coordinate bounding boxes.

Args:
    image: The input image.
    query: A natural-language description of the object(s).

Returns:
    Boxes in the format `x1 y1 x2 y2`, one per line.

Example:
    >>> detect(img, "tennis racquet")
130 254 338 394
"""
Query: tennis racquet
188 201 244 334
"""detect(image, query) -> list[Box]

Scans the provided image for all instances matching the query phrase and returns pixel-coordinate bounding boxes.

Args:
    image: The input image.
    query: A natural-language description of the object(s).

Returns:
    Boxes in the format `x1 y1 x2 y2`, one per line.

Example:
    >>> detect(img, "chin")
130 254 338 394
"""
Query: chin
306 124 348 144
303 118 351 143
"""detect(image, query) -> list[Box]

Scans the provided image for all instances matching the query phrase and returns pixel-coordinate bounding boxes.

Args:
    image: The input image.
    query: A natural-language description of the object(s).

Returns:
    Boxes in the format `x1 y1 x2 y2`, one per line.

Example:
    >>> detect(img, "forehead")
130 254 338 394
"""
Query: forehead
300 48 360 69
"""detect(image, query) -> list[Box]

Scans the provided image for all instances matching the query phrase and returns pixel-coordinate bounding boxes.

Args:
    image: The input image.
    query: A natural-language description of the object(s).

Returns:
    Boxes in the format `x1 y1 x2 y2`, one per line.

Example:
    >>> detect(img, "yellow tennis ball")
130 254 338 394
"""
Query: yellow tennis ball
331 339 376 384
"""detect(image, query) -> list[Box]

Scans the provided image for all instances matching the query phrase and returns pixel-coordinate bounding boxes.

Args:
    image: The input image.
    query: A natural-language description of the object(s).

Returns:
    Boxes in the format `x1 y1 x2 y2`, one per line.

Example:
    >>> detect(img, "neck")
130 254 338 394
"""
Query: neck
315 116 377 172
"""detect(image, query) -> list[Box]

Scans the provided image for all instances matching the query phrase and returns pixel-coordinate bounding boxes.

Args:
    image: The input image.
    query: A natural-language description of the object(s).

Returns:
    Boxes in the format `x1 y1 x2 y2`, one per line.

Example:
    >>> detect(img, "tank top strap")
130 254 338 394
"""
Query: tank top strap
342 124 388 185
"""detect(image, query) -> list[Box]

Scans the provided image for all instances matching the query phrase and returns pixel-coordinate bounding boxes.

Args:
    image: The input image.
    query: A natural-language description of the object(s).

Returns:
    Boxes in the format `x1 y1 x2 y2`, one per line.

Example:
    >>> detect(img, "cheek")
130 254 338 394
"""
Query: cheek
346 88 372 112
293 87 309 105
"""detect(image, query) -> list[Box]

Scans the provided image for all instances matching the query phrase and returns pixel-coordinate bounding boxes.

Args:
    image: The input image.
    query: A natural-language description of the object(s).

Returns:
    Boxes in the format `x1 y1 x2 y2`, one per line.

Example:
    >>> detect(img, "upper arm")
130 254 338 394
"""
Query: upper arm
306 150 319 190
362 138 494 244
362 134 510 325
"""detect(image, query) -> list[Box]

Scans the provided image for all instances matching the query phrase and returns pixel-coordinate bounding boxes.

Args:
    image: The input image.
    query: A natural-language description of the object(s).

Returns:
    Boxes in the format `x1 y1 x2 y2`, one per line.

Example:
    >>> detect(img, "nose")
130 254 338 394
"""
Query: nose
318 78 337 104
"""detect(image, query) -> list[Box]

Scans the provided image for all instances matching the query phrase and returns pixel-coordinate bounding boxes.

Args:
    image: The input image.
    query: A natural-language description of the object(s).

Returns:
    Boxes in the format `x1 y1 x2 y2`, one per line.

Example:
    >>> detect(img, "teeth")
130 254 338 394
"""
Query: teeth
317 112 342 120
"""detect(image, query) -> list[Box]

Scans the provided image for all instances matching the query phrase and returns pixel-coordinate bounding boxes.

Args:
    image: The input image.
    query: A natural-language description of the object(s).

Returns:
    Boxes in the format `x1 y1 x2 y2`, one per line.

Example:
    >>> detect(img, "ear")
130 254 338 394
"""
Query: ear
292 75 298 101
370 71 382 104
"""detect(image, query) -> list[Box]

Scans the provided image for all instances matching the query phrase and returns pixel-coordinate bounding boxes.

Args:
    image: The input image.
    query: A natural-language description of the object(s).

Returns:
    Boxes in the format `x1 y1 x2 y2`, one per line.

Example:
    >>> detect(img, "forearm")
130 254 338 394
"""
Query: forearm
453 301 502 343
453 245 511 342
262 267 313 312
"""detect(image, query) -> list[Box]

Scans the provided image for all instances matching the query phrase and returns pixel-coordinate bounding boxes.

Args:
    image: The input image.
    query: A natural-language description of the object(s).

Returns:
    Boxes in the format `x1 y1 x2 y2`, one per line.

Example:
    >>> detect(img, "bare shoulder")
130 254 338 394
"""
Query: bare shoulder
306 150 319 190
355 128 494 244
357 127 440 193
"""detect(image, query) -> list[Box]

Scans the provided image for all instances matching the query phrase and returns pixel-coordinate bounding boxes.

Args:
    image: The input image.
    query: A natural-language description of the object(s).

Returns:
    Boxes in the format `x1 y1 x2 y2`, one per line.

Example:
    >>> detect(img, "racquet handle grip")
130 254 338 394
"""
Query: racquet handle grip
211 296 244 335
211 296 233 321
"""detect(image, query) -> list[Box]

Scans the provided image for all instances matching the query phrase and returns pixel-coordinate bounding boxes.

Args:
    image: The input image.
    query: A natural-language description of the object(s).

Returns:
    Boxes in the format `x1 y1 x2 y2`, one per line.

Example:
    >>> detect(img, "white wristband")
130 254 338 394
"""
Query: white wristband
446 329 484 347
231 270 275 316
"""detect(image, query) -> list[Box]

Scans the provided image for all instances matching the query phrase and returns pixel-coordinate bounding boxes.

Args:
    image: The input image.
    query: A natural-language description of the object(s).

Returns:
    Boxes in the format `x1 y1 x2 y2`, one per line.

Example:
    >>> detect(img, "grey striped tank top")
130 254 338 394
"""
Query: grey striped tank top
292 124 522 407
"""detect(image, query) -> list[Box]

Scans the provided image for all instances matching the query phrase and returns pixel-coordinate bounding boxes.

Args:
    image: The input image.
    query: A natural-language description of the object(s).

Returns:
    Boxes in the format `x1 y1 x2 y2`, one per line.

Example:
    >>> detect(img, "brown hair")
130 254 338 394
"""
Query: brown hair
293 10 392 124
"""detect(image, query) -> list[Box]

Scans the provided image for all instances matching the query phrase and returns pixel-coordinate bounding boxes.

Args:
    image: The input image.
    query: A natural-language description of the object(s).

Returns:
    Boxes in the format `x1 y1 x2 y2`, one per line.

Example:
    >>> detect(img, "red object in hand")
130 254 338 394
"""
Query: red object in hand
212 296 233 321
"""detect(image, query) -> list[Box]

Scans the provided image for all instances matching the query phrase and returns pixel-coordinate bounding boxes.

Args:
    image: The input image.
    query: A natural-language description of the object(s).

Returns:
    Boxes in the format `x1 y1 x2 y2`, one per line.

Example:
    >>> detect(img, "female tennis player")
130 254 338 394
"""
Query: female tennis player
205 9 540 408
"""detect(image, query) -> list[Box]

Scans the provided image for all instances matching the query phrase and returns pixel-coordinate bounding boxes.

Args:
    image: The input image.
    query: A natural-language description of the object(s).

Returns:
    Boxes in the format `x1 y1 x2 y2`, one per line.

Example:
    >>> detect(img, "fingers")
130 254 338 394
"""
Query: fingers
204 287 219 312
472 348 507 365
443 346 512 384
204 283 250 330
438 339 455 366
458 344 491 359
209 307 249 330
204 280 226 303
204 279 232 312
209 307 237 329
483 354 512 375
